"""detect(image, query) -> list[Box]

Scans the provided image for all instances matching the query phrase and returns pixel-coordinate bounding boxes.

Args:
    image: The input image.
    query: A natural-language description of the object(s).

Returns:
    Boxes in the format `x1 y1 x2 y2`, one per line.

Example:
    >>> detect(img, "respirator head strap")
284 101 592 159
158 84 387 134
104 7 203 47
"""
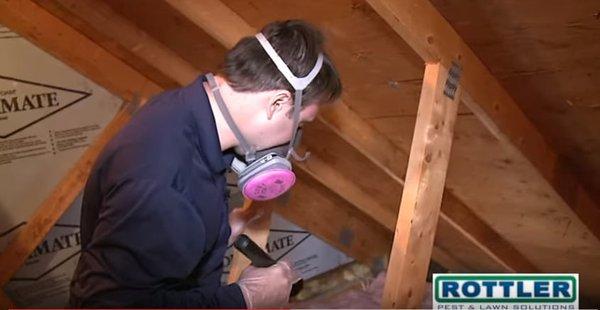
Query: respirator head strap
206 73 256 162
286 90 310 161
255 33 324 161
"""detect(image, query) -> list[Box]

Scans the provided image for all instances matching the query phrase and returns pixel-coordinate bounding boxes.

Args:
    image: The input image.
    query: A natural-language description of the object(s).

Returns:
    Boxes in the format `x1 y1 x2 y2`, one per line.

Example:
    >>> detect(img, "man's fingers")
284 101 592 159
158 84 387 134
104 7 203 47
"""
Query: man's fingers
278 259 301 283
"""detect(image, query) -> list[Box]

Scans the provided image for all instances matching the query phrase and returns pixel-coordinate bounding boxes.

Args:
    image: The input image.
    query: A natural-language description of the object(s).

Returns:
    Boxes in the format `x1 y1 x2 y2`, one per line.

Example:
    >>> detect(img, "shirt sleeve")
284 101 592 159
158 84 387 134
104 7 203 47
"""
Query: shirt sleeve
83 178 246 308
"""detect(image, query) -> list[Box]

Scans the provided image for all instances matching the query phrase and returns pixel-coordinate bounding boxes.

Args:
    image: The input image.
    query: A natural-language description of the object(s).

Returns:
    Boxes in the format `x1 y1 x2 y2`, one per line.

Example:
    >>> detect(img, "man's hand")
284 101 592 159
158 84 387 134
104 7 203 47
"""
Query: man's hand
228 204 269 245
236 260 300 308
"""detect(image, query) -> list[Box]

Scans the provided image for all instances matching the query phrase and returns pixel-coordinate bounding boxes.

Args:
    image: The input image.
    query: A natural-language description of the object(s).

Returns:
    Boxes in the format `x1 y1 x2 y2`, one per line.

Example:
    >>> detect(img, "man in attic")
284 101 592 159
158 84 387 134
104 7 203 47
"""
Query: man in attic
69 20 342 308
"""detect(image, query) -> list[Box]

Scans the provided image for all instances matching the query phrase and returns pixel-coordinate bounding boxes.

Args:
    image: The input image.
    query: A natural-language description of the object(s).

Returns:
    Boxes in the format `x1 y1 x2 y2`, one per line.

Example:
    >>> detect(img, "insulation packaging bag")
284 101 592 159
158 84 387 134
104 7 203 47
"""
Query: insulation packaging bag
0 24 121 307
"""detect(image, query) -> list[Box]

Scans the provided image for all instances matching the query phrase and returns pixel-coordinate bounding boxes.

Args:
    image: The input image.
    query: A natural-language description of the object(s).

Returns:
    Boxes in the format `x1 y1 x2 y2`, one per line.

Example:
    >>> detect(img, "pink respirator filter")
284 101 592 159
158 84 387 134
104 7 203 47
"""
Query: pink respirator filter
242 168 296 201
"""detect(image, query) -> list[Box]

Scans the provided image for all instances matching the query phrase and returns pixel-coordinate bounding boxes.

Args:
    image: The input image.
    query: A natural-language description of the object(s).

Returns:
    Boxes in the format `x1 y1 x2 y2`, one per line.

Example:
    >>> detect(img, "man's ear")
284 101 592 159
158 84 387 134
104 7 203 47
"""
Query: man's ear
266 90 292 120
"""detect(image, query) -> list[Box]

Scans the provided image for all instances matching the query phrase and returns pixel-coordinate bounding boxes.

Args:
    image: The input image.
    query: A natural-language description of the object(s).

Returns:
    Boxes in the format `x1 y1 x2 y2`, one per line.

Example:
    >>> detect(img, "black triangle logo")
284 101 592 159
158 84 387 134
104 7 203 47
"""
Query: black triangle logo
0 75 91 139
1 221 81 282
266 229 311 261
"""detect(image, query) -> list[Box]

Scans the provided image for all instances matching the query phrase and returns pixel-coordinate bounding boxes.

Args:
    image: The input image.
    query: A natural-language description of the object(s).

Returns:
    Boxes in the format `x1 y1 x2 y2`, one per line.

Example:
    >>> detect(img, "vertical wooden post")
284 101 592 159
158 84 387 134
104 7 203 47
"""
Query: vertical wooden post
382 62 461 308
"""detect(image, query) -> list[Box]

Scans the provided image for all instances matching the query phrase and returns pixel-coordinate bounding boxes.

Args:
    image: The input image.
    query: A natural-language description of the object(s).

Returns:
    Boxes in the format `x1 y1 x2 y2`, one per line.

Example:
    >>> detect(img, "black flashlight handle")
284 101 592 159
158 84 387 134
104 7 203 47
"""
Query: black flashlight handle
234 234 277 267
233 234 303 297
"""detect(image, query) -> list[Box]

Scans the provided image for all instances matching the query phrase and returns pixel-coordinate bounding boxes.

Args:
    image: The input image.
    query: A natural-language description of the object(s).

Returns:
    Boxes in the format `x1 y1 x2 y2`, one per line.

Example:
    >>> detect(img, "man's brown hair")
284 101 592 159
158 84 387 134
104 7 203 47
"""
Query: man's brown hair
222 20 342 106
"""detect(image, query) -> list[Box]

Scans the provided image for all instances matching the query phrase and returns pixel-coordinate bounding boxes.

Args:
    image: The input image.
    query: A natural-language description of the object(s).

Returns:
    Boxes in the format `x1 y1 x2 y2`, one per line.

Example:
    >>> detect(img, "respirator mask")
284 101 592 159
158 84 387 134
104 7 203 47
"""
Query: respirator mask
206 33 324 201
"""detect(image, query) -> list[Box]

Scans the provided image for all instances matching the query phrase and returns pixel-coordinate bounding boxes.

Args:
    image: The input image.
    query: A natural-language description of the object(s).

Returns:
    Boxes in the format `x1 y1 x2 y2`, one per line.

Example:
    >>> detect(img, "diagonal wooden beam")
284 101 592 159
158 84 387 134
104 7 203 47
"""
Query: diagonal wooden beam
167 0 538 273
35 0 198 87
367 0 600 241
0 0 161 286
383 62 460 308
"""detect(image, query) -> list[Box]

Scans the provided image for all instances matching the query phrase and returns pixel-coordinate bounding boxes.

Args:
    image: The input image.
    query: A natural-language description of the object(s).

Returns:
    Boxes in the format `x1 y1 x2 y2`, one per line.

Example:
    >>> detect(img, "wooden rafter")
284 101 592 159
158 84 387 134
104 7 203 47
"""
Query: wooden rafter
164 0 254 50
34 0 198 87
367 0 600 241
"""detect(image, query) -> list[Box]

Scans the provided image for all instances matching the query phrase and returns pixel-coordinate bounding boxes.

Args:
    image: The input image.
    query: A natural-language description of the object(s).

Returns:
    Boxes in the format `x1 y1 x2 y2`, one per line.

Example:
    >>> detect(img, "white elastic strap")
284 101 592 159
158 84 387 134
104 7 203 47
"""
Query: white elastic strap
207 73 256 161
255 32 324 161
255 33 324 91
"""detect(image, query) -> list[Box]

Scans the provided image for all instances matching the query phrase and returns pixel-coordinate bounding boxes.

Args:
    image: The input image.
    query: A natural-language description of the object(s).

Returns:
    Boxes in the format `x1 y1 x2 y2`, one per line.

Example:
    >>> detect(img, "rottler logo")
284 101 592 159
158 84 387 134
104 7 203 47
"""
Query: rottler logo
433 274 579 309
0 75 91 138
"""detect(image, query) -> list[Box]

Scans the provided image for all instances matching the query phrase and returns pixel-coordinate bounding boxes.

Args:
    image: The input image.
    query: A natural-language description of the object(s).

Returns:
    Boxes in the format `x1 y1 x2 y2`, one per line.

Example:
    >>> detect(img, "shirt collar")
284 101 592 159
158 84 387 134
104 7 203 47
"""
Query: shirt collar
183 74 234 175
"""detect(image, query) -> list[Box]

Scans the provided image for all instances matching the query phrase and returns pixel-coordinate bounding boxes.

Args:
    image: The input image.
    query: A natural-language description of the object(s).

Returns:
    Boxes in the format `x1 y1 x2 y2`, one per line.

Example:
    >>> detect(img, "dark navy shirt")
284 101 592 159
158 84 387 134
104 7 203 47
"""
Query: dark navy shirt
70 76 245 308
